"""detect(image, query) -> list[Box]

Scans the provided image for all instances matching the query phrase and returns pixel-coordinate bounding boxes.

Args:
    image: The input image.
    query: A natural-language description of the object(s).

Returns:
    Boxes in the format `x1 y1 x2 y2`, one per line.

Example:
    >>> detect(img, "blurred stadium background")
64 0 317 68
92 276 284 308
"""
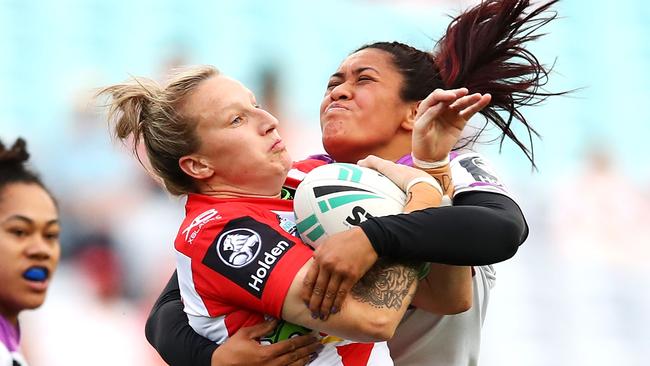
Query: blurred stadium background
1 0 649 364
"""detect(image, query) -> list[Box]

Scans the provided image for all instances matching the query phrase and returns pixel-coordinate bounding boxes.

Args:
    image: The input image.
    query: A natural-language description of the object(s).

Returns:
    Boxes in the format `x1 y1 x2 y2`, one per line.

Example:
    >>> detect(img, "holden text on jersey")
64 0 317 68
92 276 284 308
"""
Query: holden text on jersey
248 240 290 293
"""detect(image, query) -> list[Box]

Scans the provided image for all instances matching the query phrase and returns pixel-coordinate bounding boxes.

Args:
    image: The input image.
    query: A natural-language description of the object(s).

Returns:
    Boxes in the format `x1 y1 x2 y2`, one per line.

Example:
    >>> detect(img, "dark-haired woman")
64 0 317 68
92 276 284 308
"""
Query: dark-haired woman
0 138 61 366
146 0 562 365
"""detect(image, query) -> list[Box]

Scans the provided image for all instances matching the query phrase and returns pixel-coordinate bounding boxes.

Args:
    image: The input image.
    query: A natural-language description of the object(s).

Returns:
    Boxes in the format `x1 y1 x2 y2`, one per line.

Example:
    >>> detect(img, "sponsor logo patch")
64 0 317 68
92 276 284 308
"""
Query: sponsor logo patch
203 216 295 298
182 209 222 244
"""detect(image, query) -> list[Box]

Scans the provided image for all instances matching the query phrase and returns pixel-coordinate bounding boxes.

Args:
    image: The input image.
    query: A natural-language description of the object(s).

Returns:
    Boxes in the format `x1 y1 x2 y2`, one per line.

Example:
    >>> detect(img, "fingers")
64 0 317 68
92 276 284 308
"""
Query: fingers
300 260 319 306
357 155 387 170
266 334 318 357
330 276 354 320
358 155 402 178
242 318 280 339
417 92 491 131
267 335 322 366
281 339 322 366
307 267 331 318
417 88 468 118
358 155 418 190
458 94 491 120
285 355 312 366
318 273 342 320
448 93 481 112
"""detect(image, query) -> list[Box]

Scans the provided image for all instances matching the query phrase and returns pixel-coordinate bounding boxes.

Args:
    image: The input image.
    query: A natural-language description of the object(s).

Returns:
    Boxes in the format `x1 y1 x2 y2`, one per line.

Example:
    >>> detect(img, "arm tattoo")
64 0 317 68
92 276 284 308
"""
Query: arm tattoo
350 259 418 310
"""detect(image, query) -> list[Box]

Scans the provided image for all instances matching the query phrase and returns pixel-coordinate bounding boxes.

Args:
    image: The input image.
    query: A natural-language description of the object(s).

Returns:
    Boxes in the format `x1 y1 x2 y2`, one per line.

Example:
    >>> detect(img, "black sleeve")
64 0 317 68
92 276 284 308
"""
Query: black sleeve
145 270 217 366
359 191 529 265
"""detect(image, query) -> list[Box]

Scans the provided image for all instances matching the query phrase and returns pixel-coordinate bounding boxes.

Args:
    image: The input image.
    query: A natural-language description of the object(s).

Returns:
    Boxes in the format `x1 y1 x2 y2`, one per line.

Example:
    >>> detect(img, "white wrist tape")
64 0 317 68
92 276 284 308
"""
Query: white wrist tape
411 153 450 169
405 176 443 196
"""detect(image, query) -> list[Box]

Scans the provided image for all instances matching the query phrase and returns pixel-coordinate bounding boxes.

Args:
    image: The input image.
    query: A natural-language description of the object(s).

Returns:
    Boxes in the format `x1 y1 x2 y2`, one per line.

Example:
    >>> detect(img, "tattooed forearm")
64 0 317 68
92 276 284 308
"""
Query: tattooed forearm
351 259 418 310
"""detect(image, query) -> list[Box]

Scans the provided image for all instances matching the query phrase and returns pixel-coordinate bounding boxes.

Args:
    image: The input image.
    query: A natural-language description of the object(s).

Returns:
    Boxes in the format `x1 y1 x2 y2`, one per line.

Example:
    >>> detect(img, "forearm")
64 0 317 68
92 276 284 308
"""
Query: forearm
284 259 417 342
411 264 472 314
145 271 217 366
359 191 529 265
400 180 473 314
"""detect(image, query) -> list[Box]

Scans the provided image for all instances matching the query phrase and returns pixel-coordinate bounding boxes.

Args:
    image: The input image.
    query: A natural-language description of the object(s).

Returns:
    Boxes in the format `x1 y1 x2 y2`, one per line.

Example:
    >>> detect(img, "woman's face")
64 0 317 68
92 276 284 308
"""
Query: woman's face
320 48 417 163
0 183 60 320
184 75 292 196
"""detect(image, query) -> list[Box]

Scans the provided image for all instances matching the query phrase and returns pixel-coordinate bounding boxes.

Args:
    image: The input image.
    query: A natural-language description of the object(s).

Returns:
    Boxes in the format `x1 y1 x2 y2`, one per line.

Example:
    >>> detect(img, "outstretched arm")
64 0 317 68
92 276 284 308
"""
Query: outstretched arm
361 191 528 263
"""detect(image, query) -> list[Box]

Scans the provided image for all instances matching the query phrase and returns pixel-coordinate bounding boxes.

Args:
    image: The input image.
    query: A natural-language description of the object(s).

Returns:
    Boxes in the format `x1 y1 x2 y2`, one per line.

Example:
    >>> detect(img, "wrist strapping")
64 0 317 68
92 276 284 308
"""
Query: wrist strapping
411 154 450 169
405 176 443 196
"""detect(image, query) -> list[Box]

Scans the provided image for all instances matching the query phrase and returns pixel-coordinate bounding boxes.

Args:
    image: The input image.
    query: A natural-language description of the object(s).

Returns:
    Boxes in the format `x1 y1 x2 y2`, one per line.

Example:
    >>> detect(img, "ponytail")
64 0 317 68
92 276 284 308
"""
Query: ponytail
101 77 162 156
358 0 566 167
434 0 565 167
98 65 218 195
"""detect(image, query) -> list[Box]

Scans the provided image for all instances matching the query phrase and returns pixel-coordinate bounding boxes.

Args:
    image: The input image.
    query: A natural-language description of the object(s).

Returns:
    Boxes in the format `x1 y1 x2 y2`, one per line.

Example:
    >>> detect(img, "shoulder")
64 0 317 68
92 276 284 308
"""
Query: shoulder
285 158 329 190
293 158 329 173
178 197 312 303
0 344 27 366
178 197 290 249
0 343 10 366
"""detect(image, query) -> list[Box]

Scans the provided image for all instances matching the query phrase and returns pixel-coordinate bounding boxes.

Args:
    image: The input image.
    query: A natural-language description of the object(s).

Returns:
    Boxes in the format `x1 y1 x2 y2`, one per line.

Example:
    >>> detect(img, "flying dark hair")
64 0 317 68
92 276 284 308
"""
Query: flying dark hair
356 0 565 167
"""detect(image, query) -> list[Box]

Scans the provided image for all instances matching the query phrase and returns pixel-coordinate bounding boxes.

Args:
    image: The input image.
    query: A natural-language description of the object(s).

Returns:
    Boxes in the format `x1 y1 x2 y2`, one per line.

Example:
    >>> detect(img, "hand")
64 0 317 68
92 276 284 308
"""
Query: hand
357 155 430 191
211 319 321 366
360 154 443 210
412 88 491 162
300 227 377 321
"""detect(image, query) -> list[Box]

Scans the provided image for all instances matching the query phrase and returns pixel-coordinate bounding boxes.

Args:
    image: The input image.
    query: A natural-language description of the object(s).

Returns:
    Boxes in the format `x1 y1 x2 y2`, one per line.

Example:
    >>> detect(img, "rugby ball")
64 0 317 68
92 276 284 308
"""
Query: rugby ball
294 163 406 248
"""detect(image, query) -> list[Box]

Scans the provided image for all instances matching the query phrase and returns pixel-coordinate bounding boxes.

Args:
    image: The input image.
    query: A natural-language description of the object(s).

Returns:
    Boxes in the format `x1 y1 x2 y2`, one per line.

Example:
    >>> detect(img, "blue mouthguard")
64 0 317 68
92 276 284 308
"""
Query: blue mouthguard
23 267 47 281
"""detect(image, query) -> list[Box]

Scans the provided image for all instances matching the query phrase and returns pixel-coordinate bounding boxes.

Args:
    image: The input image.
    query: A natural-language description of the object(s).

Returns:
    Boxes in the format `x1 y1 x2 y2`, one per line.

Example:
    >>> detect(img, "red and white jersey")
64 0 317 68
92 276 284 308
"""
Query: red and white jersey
175 174 393 365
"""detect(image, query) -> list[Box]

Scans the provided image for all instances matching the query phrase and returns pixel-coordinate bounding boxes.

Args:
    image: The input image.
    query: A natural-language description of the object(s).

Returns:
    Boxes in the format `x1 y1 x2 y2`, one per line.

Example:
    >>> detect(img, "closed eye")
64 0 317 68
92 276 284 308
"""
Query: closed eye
9 228 28 238
44 231 60 241
326 80 341 90
231 115 244 126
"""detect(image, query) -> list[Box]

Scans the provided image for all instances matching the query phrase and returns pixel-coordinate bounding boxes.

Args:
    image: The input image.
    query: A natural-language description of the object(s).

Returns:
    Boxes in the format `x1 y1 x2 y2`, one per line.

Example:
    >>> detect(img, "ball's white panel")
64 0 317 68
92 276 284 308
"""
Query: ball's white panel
294 163 405 248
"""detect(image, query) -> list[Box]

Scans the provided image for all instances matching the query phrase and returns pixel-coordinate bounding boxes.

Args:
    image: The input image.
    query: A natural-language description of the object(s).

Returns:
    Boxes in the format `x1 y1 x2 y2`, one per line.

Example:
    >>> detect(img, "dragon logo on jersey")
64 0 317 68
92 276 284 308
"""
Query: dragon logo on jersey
216 229 262 268
203 217 296 298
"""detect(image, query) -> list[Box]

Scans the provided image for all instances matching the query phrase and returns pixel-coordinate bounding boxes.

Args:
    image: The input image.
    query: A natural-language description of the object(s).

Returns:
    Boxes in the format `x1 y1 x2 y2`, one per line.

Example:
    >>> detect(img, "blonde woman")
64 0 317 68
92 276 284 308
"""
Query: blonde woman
99 66 485 365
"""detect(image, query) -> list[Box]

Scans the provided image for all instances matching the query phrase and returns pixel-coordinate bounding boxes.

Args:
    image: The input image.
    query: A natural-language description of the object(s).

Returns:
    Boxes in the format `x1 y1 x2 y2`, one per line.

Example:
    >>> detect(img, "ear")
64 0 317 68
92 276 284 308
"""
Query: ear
179 155 214 180
400 101 420 131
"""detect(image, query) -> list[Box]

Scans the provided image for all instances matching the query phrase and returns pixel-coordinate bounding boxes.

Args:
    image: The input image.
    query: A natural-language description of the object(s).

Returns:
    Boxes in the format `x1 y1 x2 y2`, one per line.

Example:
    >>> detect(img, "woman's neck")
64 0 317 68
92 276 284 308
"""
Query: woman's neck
208 191 281 199
0 307 18 328
198 183 281 199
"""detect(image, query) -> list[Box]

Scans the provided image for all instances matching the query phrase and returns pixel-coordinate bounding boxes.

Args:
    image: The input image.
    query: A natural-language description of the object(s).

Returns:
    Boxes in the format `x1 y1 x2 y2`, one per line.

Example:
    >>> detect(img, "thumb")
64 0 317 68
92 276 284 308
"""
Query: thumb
357 155 382 169
241 319 279 339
